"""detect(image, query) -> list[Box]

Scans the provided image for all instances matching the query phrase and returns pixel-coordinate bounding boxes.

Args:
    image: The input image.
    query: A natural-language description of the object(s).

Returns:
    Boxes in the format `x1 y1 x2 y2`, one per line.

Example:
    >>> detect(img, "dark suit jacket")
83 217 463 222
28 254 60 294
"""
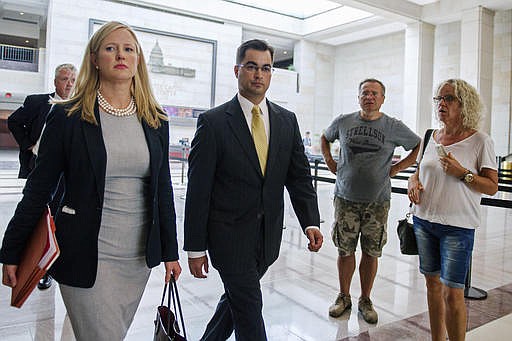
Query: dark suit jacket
8 93 54 178
184 96 320 274
0 102 179 288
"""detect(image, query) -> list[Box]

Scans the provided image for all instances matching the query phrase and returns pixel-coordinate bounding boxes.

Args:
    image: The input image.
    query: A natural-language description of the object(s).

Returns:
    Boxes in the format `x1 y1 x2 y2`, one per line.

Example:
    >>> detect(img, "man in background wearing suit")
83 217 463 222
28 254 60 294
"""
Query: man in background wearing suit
7 63 76 290
9 63 77 179
184 39 323 340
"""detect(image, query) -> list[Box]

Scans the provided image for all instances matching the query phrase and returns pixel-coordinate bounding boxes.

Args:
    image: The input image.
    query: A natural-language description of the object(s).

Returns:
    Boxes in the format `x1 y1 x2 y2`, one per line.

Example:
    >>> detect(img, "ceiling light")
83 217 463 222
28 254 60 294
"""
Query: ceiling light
25 40 29 43
20 12 24 15
283 51 288 54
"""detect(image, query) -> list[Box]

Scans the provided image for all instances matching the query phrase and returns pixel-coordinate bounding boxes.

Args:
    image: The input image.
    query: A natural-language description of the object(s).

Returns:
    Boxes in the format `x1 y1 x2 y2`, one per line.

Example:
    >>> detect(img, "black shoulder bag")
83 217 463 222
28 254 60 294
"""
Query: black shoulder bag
397 129 433 255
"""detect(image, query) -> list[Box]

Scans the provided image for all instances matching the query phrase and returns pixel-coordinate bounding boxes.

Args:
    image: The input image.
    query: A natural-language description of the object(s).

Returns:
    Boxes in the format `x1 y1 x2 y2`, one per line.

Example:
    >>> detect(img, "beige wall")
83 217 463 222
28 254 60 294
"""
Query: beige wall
2 2 511 155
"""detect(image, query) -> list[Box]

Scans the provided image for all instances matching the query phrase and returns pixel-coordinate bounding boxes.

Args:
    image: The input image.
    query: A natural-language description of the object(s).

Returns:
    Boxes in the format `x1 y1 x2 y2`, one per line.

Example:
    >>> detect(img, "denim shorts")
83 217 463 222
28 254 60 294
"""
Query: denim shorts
413 216 475 289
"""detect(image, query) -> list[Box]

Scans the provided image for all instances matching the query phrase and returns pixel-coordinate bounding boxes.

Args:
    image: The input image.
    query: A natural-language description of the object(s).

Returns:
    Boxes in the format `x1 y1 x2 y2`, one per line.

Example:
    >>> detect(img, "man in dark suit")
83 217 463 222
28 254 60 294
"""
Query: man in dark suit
8 63 77 179
184 39 323 340
7 63 76 290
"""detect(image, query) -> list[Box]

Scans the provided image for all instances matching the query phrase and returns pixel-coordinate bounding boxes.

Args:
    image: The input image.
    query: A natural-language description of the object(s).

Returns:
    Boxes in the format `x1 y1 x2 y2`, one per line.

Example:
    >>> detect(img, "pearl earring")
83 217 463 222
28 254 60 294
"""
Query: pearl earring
95 65 99 70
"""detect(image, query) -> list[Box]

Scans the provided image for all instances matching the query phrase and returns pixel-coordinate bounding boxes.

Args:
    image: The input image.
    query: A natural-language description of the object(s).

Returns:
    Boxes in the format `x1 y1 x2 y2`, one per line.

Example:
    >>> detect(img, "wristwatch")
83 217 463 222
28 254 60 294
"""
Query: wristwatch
460 169 475 184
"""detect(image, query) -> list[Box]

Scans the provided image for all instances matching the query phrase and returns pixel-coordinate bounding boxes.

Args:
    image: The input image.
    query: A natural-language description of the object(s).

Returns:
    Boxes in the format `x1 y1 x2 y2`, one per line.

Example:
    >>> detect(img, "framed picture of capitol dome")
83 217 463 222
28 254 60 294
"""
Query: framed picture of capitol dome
89 19 217 113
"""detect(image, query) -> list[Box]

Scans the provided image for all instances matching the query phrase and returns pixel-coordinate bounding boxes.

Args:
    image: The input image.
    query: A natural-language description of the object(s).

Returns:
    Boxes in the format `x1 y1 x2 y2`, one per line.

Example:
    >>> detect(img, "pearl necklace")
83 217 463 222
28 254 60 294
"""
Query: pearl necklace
97 90 136 117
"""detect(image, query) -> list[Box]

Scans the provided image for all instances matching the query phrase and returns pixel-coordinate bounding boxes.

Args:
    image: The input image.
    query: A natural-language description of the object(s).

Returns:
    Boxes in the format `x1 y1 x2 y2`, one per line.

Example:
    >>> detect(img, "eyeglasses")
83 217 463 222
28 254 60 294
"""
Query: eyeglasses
433 95 457 103
360 91 382 98
237 63 274 74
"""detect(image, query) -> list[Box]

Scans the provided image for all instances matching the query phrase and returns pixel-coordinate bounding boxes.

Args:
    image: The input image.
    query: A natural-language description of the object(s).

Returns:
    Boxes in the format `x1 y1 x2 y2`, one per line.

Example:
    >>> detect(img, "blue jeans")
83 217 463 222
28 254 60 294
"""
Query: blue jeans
413 216 475 288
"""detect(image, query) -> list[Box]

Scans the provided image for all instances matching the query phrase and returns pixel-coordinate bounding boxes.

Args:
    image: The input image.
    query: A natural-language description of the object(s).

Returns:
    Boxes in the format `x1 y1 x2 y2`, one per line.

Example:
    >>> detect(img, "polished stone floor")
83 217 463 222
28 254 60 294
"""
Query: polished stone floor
0 149 511 340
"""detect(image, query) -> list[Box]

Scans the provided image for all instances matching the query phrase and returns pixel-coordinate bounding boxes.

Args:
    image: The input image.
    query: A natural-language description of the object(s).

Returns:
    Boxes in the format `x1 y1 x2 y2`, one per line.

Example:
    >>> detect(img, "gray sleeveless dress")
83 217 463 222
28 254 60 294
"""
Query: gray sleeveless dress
59 110 152 341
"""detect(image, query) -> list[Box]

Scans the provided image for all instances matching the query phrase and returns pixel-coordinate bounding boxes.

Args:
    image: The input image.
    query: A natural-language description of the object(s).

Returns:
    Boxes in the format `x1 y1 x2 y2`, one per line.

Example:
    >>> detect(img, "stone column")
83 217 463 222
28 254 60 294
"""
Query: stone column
403 21 435 135
293 39 335 148
460 6 495 134
492 10 512 157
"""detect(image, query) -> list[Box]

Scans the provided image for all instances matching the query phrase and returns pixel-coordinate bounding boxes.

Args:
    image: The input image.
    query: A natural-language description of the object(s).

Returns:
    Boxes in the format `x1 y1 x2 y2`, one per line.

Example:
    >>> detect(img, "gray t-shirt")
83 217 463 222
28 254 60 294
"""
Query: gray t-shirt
324 111 420 203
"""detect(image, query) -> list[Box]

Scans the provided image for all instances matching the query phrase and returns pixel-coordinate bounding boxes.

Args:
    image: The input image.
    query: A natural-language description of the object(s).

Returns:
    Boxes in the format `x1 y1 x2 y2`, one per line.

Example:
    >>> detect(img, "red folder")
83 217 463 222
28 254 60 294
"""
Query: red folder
11 206 60 308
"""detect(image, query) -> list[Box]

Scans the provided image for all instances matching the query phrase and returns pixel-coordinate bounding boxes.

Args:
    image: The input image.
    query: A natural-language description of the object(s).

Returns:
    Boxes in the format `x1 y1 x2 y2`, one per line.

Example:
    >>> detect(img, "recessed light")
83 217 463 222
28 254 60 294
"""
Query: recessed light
283 51 288 55
25 40 29 43
20 12 24 15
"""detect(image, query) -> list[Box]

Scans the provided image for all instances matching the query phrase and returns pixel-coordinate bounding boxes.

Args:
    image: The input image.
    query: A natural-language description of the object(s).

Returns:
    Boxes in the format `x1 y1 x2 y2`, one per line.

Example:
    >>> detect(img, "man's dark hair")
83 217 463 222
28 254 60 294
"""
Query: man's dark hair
359 78 386 96
236 39 274 64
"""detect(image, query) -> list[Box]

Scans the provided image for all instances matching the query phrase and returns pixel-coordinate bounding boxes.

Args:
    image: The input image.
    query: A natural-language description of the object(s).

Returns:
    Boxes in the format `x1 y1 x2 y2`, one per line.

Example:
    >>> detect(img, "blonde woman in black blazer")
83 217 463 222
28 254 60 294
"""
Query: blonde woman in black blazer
0 21 181 340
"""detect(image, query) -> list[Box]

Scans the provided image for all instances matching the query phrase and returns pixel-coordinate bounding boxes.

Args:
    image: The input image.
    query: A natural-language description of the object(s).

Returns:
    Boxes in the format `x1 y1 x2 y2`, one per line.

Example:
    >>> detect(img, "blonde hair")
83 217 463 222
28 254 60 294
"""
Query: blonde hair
436 79 483 130
64 21 166 128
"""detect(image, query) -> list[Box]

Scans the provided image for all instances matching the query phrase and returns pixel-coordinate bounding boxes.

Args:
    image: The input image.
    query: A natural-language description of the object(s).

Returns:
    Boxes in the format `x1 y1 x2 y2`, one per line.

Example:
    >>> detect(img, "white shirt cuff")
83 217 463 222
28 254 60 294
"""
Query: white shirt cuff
188 251 206 258
305 226 320 232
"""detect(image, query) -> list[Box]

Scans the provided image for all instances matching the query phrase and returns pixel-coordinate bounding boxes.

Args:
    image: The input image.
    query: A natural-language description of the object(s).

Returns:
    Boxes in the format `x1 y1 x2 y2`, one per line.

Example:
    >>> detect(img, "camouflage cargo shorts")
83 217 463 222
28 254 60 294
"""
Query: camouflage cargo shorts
331 196 390 257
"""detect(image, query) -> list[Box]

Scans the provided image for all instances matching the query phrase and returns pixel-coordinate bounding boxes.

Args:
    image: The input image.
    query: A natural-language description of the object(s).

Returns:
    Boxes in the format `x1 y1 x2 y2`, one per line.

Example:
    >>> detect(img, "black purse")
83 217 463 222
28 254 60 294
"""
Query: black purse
397 203 418 255
154 276 187 341
396 129 433 256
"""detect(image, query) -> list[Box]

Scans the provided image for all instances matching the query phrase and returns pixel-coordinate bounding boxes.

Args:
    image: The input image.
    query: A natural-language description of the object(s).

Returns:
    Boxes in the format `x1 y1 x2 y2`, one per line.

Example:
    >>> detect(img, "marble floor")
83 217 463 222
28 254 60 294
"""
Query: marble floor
0 148 511 340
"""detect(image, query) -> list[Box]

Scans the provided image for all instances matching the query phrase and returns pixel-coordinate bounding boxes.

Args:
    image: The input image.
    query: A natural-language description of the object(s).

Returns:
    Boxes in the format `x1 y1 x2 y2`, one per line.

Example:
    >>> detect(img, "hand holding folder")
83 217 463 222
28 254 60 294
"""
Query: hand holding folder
11 206 59 308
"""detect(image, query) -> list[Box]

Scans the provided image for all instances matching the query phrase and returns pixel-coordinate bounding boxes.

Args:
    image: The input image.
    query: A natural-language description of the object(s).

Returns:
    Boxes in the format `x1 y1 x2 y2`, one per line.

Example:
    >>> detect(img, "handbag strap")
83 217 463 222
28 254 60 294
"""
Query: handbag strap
408 129 433 218
159 282 173 333
160 282 168 306
170 275 187 339
420 129 434 162
159 276 187 339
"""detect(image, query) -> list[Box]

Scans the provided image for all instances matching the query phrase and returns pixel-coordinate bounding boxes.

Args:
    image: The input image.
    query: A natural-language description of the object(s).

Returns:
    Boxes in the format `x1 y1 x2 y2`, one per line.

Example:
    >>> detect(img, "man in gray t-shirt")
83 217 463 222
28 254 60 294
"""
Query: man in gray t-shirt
321 78 420 323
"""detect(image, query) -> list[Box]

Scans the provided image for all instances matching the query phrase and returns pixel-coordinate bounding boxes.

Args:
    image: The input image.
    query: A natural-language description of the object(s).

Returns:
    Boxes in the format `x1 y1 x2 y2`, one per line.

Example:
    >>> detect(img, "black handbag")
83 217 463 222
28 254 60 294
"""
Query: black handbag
396 129 434 256
154 276 187 341
397 204 418 255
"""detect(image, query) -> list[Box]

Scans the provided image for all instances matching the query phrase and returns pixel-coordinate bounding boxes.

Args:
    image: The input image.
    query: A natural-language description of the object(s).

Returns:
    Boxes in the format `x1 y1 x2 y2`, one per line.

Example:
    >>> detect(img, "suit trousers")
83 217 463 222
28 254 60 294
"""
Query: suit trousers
201 224 268 341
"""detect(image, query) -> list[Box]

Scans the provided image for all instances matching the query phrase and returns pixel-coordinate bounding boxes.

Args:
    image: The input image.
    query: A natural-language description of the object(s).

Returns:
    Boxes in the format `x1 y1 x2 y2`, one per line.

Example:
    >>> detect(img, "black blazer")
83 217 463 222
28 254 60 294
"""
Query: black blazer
0 102 179 288
184 96 319 274
8 93 54 178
